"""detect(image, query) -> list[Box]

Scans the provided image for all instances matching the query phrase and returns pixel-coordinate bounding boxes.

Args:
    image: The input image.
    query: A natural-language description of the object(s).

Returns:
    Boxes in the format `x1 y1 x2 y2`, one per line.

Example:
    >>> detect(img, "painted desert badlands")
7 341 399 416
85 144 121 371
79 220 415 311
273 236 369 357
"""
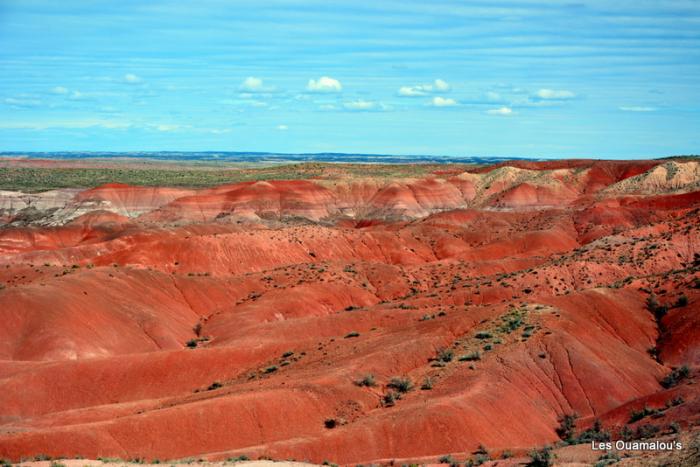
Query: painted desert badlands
0 158 699 465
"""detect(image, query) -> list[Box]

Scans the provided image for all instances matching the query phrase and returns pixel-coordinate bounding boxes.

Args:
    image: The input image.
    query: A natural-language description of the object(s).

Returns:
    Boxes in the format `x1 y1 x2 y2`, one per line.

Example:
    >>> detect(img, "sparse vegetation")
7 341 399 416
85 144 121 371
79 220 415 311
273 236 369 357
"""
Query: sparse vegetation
527 445 553 467
355 374 376 387
387 376 413 393
556 413 578 442
629 405 660 423
459 351 481 362
660 365 690 388
436 348 454 362
324 418 338 429
594 452 620 467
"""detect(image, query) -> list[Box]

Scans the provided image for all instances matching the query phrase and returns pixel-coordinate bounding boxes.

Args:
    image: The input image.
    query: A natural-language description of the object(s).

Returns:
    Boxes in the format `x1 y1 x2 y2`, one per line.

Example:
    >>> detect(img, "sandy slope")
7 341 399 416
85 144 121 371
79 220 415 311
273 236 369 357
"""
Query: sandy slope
0 159 699 465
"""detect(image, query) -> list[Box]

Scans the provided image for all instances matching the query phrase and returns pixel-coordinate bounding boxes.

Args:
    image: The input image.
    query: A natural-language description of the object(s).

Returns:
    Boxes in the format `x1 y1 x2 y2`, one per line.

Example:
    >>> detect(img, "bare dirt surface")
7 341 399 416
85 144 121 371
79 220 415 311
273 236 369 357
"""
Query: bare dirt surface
0 159 699 466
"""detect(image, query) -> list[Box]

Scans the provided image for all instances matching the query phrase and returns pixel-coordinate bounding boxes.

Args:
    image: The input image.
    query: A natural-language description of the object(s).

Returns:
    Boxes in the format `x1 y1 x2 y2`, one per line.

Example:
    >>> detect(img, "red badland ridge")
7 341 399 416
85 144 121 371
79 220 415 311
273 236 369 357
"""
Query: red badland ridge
0 159 699 464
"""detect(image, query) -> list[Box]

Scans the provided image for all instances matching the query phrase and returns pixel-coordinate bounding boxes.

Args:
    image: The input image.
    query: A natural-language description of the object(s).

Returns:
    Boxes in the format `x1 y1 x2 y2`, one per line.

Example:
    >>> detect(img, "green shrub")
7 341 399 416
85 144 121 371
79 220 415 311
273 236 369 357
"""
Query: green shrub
594 451 620 467
575 419 611 443
556 413 578 442
660 365 690 388
438 455 459 466
459 351 481 362
674 294 688 307
388 377 413 393
635 423 660 439
527 446 553 467
629 406 659 423
324 418 338 429
382 391 400 407
646 294 668 320
355 374 376 387
436 348 454 362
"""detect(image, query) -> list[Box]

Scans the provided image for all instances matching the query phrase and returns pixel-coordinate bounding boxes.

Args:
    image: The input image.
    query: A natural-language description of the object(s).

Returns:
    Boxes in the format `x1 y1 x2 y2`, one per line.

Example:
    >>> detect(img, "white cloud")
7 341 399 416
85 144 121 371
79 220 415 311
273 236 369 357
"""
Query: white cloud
4 97 42 107
344 99 377 110
619 106 656 112
535 89 575 100
398 86 428 97
239 76 265 92
432 96 457 107
307 76 342 93
124 73 142 84
319 104 337 110
155 124 180 132
69 91 84 100
208 128 232 134
398 79 451 97
51 86 69 94
434 79 450 91
487 106 514 116
277 124 288 131
486 91 502 101
0 119 131 130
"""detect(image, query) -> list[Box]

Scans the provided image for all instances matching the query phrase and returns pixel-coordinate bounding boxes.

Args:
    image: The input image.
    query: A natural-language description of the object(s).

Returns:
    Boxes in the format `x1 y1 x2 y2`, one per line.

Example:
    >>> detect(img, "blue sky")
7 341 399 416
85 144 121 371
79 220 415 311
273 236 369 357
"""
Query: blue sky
1 0 699 158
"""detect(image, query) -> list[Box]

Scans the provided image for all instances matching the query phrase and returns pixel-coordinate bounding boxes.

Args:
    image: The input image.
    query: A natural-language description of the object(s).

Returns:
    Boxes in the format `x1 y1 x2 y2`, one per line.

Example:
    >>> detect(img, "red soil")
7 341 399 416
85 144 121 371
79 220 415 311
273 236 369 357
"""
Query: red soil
0 159 698 464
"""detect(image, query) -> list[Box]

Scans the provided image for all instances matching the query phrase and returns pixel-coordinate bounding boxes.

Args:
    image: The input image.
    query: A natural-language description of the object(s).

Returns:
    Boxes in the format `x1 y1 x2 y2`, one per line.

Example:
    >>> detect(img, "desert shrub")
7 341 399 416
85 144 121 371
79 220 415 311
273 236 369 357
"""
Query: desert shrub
666 396 685 407
324 418 338 429
475 332 492 339
527 446 553 467
226 455 250 462
344 331 360 338
264 365 278 374
421 377 433 390
436 348 454 362
646 294 668 320
459 351 481 361
630 405 659 423
675 294 688 307
388 377 413 393
635 423 660 439
282 350 294 358
383 391 401 407
355 374 376 387
575 419 610 443
594 452 620 467
207 381 222 391
556 413 578 442
660 365 690 388
437 455 459 466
